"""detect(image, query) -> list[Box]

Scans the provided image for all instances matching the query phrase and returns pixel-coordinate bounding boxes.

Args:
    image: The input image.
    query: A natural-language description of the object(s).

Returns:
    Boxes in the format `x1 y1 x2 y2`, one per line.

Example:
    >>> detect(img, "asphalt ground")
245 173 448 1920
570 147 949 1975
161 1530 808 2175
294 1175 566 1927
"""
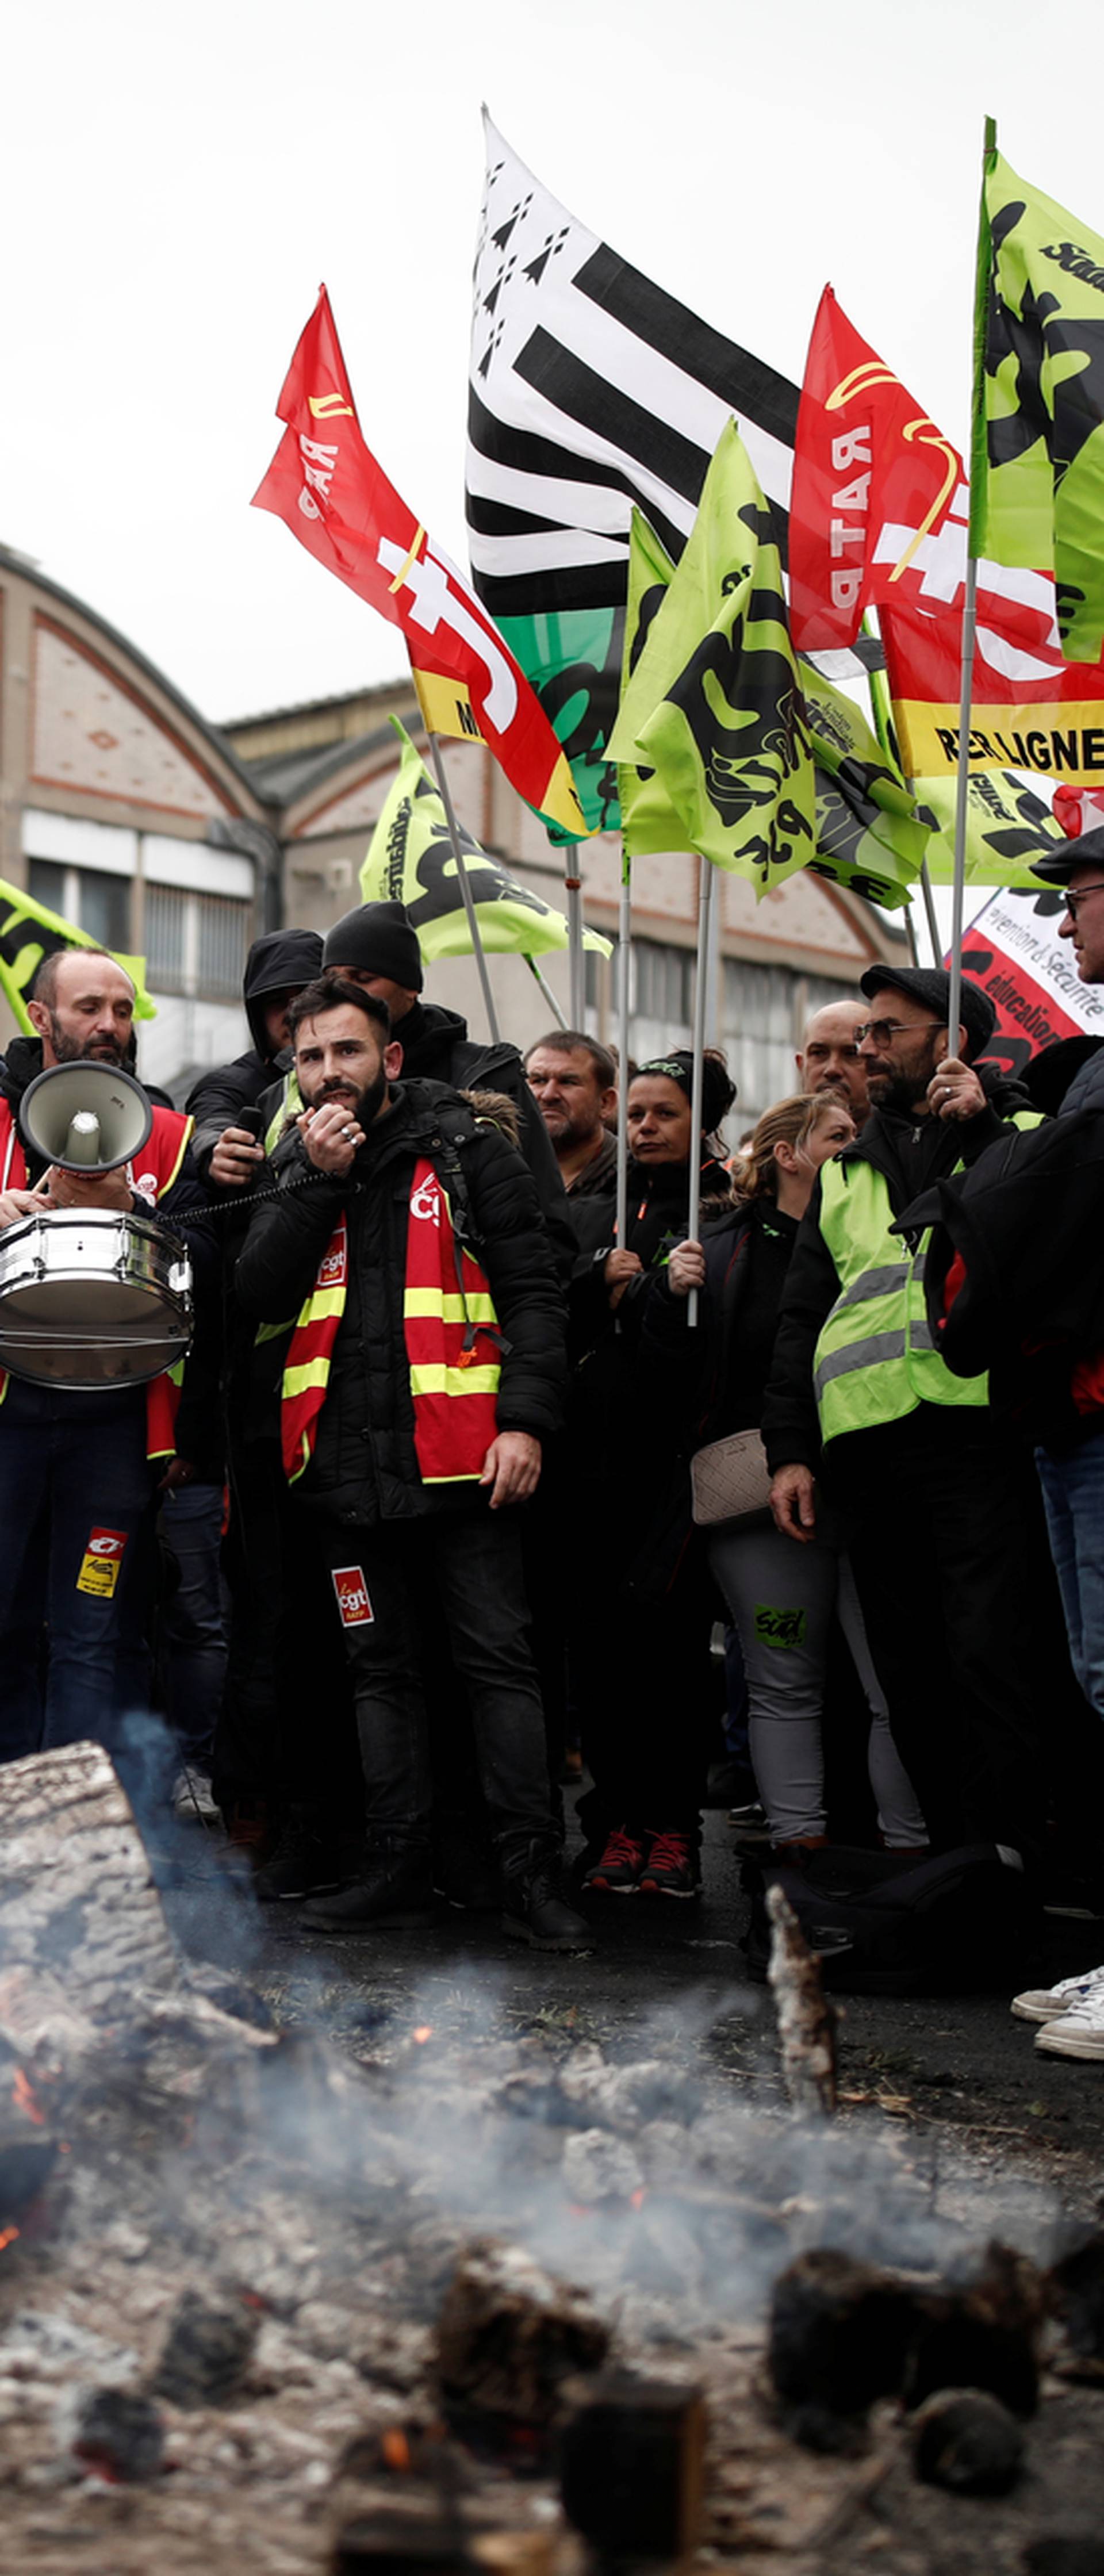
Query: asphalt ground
162 1805 1104 2211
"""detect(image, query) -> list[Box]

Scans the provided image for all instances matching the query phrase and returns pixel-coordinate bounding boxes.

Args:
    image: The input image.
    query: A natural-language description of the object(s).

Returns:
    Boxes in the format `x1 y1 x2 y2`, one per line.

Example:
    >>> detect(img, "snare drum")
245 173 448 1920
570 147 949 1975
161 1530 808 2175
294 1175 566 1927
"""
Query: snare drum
0 1209 193 1389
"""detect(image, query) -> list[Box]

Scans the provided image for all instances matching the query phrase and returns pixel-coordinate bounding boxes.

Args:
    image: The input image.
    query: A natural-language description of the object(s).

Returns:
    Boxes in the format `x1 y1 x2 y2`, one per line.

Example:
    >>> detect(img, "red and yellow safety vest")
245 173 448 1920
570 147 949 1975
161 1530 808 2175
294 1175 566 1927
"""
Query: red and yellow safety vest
281 1156 502 1486
0 1094 193 1460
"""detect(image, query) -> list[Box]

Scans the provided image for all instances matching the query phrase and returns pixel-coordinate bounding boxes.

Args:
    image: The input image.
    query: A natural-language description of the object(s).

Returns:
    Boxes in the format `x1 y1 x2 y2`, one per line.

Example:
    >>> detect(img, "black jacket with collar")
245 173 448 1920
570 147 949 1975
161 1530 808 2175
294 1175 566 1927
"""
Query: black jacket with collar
761 1066 1033 1475
392 1000 577 1285
234 1077 566 1523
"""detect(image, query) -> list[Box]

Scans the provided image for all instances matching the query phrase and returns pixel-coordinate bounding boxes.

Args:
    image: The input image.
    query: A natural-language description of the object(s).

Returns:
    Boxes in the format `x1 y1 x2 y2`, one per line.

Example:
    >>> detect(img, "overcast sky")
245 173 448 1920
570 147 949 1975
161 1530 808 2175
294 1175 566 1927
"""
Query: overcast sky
5 0 1103 742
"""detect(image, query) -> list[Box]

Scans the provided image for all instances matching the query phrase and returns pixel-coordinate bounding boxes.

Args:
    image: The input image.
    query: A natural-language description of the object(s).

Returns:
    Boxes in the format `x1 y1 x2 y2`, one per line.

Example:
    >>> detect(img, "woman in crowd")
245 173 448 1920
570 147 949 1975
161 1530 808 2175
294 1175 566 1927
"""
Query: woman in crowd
572 1048 738 1900
659 1092 927 1861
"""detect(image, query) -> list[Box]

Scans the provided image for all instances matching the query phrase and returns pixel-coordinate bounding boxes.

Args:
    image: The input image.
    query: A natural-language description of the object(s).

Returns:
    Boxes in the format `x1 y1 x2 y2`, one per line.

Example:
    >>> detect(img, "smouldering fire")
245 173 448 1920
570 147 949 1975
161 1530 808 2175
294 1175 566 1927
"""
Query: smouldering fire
0 2227 20 2254
629 2188 647 2209
412 2027 433 2045
12 2069 45 2127
381 2428 412 2471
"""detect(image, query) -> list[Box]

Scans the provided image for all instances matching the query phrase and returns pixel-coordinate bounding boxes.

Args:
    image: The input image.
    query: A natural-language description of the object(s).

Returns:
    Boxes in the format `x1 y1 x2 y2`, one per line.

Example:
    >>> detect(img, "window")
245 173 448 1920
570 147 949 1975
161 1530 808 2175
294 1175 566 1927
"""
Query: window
630 938 695 1063
144 885 250 1000
196 893 252 1000
27 859 130 953
145 885 188 992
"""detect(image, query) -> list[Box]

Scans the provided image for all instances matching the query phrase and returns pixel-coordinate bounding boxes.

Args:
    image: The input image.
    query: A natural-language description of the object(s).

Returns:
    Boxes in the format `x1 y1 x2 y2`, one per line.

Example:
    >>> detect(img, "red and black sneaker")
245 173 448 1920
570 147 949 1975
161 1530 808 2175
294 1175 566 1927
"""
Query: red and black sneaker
639 1831 702 1899
584 1826 645 1895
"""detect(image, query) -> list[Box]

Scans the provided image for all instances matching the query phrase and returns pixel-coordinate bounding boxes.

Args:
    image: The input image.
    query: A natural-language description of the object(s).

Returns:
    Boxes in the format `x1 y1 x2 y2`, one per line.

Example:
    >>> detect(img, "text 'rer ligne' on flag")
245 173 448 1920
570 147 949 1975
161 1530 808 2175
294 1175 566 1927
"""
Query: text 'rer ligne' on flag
360 720 611 963
611 450 923 911
467 112 800 835
788 282 1104 787
252 286 588 842
0 880 154 1037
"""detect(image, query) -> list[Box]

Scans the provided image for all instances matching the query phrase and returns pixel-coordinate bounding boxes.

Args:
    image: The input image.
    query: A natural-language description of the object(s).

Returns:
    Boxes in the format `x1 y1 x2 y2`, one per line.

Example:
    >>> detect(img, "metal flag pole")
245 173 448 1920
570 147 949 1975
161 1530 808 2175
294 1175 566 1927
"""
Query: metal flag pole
524 955 568 1028
919 860 943 968
685 853 715 1329
949 114 997 1052
615 844 631 1255
565 873 585 1028
427 730 501 1045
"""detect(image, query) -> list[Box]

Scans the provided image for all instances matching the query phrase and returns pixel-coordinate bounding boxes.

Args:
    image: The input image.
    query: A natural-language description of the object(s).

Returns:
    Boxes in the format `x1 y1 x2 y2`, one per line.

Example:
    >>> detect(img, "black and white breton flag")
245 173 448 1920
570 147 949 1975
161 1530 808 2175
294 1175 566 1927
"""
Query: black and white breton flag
467 110 800 622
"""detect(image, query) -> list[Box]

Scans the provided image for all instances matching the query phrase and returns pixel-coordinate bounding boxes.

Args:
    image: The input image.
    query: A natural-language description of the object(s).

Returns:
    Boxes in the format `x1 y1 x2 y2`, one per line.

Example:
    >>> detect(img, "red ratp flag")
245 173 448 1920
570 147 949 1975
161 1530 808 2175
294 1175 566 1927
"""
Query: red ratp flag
788 286 967 653
252 287 586 839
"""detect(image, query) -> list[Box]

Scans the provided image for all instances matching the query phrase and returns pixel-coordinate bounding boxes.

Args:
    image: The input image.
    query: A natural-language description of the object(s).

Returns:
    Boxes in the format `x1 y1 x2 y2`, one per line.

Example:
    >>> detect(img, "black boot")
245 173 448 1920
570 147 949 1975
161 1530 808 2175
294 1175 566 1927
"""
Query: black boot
501 1840 596 1953
253 1808 346 1903
300 1837 434 1933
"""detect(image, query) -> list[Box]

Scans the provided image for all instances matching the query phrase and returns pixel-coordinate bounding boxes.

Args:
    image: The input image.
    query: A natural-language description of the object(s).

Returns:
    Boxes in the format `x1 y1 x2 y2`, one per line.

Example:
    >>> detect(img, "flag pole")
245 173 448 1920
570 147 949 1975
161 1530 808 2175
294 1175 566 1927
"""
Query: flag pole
427 730 501 1045
565 874 585 1026
950 112 998 1052
615 843 631 1255
864 610 943 968
919 861 942 968
524 955 568 1028
685 853 715 1329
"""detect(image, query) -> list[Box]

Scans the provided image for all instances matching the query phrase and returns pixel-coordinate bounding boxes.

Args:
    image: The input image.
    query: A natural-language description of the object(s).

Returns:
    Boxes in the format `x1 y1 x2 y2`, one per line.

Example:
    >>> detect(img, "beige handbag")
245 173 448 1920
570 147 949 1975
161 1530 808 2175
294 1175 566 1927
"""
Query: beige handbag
690 1428 773 1527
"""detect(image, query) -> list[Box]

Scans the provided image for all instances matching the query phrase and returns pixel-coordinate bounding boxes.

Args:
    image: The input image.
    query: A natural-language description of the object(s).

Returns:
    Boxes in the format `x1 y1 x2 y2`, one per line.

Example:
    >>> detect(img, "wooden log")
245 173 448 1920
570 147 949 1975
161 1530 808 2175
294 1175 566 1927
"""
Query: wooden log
0 1741 179 2019
765 1884 837 2117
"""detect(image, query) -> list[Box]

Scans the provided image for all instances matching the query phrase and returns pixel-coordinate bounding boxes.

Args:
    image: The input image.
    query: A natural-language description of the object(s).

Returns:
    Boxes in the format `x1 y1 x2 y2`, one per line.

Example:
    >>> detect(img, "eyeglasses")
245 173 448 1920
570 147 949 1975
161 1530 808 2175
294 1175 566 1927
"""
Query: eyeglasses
1062 883 1104 923
853 1018 942 1048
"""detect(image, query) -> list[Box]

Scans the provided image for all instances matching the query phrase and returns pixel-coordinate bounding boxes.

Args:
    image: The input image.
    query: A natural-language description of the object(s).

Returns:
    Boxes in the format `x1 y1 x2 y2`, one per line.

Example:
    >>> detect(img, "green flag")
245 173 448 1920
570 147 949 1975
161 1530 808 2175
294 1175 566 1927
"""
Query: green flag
608 421 816 896
359 721 611 961
0 879 155 1036
614 496 917 907
977 149 1104 661
914 770 1068 887
799 665 927 910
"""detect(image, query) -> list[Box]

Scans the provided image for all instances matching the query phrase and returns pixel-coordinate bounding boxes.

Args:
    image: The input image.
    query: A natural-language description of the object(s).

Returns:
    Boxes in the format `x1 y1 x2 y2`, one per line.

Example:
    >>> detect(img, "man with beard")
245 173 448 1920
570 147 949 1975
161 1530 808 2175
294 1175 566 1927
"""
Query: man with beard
0 949 206 1757
795 998 869 1120
235 975 591 1950
762 964 1049 1861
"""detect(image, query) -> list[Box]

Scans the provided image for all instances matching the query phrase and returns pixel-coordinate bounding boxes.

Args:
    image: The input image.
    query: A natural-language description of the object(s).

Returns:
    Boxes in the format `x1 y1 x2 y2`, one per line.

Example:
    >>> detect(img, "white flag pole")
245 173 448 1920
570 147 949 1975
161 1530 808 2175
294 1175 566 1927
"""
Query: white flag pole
615 842 631 1254
949 114 997 1053
524 955 569 1027
685 853 715 1329
565 875 585 1026
427 730 501 1045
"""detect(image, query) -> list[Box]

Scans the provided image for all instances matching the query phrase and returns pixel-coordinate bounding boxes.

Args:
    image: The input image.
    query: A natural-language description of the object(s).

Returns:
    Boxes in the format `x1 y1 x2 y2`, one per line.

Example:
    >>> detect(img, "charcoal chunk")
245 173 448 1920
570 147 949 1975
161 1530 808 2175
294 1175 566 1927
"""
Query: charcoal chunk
912 2387 1023 2496
152 2289 258 2408
768 2248 921 2414
1023 2540 1104 2576
1048 2229 1104 2362
63 2384 164 2482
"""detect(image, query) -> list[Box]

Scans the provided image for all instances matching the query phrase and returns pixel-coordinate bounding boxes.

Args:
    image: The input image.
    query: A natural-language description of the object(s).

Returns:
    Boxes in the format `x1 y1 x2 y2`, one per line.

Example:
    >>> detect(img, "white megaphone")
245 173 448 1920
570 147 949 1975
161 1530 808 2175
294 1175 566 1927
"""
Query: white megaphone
17 1060 153 1176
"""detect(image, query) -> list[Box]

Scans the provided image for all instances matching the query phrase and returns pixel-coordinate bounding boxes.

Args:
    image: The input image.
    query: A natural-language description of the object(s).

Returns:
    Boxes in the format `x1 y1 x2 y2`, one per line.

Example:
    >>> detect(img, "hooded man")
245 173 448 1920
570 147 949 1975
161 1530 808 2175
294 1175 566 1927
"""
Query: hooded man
186 927 323 1189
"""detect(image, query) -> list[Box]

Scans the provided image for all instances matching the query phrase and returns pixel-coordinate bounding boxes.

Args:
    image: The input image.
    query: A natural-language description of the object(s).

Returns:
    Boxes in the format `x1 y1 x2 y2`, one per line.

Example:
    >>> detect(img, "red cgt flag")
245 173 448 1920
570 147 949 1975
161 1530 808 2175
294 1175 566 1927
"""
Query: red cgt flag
252 287 586 838
789 286 967 653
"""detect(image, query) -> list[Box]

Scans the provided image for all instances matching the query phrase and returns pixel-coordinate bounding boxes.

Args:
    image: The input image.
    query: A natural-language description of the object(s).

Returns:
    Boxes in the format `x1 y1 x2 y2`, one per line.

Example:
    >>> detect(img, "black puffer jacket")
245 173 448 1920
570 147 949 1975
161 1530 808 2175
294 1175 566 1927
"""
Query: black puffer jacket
234 1079 566 1523
187 928 323 1184
391 1000 576 1284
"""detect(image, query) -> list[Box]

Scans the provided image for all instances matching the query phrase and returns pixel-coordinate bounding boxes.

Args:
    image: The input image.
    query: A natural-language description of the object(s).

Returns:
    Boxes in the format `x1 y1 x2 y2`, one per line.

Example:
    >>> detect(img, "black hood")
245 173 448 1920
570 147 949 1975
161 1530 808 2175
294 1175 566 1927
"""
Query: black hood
0 1035 44 1110
243 929 323 1061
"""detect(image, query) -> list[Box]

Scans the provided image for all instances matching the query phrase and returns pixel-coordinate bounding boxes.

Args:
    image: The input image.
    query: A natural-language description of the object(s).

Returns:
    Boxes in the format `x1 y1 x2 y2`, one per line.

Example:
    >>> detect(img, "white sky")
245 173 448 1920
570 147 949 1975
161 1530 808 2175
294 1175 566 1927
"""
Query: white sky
4 0 1103 739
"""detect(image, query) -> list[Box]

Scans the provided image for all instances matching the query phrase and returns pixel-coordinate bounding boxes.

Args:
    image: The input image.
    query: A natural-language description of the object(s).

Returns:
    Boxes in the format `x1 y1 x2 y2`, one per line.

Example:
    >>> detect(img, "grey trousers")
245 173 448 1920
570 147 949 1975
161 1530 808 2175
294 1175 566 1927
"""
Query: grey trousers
708 1519 926 1846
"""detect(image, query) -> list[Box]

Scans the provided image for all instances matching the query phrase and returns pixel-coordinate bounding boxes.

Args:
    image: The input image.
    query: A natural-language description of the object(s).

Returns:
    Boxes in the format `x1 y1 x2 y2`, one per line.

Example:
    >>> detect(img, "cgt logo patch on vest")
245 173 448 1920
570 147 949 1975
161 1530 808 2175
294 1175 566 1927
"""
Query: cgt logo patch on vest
76 1526 129 1598
332 1564 373 1627
317 1223 348 1290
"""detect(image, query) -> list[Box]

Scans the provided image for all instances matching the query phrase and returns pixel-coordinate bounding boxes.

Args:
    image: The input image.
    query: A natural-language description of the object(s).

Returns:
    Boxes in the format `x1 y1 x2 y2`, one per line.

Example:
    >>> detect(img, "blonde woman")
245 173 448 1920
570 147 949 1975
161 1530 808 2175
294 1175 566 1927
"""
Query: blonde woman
665 1094 926 1858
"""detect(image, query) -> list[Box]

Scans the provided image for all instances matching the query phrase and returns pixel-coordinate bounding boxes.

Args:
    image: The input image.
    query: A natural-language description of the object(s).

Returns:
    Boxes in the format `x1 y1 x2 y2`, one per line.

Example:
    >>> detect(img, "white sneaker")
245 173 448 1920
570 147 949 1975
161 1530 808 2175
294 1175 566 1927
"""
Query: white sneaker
171 1766 220 1827
1035 1986 1104 2060
1010 1962 1104 2023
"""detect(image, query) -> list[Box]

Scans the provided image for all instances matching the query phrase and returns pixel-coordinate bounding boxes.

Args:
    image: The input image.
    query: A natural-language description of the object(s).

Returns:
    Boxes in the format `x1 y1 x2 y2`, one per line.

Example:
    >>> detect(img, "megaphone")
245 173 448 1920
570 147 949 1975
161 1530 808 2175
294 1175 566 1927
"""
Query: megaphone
18 1060 153 1176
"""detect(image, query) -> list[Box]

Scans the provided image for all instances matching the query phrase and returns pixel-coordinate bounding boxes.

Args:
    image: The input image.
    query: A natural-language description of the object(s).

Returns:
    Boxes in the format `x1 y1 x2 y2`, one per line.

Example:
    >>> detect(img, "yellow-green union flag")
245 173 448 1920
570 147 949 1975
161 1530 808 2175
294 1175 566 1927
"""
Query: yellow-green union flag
360 723 610 961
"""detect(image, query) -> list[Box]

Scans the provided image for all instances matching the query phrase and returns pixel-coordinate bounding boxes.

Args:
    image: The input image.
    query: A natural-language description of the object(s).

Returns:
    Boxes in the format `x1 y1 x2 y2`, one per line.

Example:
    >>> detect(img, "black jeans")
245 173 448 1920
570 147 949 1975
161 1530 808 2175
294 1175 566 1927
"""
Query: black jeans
315 1507 555 1854
830 1409 1057 1858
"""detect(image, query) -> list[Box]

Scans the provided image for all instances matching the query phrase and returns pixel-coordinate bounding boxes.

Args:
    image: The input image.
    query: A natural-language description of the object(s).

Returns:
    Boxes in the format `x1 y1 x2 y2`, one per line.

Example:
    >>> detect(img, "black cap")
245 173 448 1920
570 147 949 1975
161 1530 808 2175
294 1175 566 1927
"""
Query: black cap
1030 822 1104 888
323 900 424 992
858 962 996 1060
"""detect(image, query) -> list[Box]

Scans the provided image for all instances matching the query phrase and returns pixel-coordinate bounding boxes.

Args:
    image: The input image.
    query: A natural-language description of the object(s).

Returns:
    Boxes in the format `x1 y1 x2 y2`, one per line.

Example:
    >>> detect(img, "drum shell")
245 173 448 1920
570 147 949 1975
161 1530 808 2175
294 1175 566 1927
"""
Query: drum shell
0 1209 193 1390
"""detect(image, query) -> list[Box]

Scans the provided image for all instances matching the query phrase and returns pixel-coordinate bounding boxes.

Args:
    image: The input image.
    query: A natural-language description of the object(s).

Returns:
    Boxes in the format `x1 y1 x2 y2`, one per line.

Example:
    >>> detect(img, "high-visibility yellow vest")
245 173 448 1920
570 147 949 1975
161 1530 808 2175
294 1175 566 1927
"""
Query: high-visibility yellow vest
814 1122 1040 1447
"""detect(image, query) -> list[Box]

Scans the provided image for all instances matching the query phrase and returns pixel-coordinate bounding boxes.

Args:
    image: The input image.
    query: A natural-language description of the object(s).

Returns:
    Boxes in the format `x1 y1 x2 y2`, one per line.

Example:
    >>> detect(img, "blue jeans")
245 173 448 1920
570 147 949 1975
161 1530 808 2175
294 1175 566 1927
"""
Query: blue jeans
158 1483 227 1766
0 1378 157 1760
1037 1431 1104 1719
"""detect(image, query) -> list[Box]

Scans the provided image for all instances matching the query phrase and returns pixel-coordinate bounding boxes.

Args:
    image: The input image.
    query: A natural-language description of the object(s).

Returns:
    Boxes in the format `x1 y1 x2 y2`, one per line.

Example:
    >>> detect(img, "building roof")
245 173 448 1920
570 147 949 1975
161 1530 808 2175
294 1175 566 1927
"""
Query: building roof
0 544 270 814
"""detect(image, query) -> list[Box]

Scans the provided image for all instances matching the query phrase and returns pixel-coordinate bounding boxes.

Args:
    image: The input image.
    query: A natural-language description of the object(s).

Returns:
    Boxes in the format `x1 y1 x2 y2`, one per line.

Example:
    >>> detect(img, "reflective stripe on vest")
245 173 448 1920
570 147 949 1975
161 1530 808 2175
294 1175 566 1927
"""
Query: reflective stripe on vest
279 1163 502 1486
0 1097 192 1459
813 1124 1039 1444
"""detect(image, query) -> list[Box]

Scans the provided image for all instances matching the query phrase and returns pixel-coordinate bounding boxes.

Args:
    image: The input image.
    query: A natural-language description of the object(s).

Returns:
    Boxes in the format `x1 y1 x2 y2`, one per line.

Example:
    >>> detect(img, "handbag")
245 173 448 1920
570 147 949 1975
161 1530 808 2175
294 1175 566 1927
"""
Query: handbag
690 1427 773 1527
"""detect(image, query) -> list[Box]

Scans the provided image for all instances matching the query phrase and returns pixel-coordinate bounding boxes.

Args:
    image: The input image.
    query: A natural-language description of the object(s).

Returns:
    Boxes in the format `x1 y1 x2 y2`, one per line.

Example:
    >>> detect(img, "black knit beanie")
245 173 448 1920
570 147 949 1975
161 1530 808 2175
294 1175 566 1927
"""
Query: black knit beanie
323 900 424 992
